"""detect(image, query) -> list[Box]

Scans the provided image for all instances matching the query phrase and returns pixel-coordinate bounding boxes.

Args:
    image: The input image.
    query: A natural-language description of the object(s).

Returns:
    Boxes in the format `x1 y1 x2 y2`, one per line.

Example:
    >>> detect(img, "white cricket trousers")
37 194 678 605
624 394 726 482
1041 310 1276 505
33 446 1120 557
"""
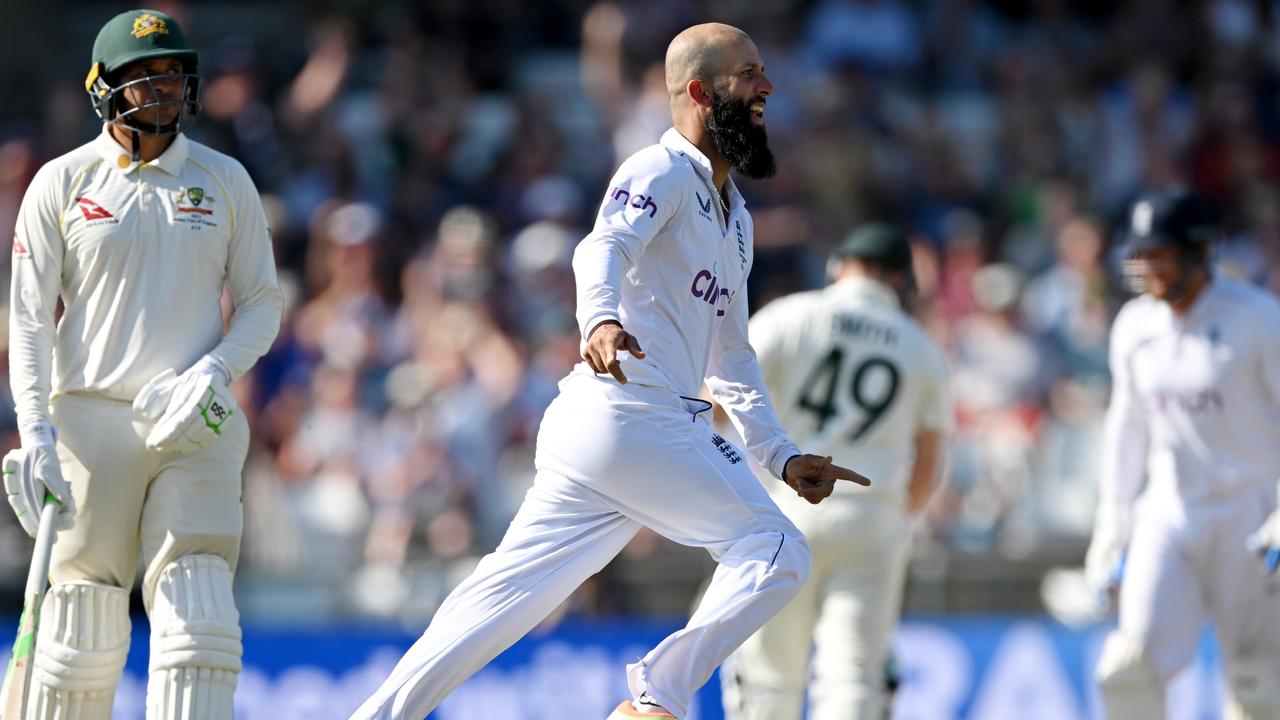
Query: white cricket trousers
351 373 812 720
723 492 910 720
1115 482 1280 683
49 393 249 594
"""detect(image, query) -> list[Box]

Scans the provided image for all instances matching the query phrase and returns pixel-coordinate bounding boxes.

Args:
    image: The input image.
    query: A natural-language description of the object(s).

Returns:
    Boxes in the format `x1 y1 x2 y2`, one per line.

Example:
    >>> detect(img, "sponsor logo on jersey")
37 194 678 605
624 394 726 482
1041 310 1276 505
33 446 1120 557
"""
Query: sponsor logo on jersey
11 231 27 256
75 196 114 222
1152 388 1224 415
132 13 169 39
691 265 735 316
710 433 742 464
605 185 658 219
695 191 714 223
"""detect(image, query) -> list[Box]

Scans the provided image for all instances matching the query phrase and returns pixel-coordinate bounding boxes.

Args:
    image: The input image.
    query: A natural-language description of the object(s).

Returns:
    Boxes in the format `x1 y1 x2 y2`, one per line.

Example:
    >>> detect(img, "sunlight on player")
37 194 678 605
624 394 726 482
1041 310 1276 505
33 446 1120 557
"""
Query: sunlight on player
349 22 871 720
3 8 282 720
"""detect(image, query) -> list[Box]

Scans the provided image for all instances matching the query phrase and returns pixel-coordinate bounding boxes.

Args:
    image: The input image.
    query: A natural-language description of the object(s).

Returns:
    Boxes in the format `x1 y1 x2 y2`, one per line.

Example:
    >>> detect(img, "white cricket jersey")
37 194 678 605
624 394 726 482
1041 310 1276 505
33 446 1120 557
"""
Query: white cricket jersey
572 127 800 480
1101 276 1280 507
9 127 283 432
748 277 952 499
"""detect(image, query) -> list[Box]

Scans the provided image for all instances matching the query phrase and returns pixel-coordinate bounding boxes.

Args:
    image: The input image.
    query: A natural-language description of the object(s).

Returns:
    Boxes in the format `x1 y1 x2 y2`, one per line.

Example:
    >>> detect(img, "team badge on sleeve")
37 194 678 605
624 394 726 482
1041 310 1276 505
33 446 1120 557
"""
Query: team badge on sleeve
11 232 28 256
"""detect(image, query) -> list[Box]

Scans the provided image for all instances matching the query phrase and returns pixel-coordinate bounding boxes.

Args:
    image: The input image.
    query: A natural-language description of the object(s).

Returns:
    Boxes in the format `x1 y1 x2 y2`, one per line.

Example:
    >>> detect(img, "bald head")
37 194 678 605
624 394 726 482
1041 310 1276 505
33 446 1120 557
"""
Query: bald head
664 23 753 100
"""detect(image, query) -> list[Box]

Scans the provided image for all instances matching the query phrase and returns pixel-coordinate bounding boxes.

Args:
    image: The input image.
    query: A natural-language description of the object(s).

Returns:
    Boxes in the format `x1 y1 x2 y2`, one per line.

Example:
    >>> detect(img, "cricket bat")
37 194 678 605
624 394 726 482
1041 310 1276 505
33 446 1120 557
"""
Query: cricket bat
0 492 60 720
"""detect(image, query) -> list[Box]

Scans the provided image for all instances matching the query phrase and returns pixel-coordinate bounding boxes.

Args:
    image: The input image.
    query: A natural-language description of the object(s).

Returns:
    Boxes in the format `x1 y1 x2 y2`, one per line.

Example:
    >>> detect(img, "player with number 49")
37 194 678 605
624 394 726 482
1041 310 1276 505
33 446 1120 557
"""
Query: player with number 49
723 224 952 720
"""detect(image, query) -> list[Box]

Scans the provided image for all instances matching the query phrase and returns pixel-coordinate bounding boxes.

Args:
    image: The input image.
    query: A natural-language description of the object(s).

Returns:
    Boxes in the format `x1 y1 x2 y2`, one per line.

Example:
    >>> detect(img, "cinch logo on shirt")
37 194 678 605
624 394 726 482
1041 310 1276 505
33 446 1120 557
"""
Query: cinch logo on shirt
606 186 658 218
75 196 114 221
11 231 27 256
691 267 734 316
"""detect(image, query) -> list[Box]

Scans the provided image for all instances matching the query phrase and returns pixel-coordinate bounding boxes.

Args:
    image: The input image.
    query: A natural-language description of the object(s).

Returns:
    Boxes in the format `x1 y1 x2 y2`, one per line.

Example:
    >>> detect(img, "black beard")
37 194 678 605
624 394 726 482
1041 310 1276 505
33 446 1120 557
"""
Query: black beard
707 90 775 179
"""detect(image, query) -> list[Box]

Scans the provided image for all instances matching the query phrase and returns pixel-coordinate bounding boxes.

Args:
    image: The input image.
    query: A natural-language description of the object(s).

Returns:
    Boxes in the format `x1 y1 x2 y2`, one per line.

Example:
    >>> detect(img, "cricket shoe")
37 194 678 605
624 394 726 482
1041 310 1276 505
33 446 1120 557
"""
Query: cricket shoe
606 695 677 718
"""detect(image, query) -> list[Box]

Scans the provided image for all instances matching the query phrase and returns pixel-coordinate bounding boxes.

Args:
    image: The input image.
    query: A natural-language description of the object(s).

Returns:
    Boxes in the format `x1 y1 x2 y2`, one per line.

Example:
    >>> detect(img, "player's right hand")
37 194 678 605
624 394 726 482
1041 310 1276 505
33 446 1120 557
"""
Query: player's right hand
1085 503 1130 592
583 320 646 384
783 454 872 505
3 443 74 538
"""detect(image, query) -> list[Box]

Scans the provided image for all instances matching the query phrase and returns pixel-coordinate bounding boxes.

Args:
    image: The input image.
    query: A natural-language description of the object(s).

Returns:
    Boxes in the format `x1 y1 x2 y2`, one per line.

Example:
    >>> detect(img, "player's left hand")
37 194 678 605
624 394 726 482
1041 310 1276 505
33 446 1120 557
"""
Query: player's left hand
139 365 240 454
782 454 872 505
1246 509 1280 574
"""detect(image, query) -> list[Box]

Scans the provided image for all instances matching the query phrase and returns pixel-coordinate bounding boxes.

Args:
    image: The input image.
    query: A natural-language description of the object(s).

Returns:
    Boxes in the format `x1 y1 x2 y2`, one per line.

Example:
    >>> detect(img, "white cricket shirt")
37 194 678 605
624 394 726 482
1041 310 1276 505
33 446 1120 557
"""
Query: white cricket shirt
1102 276 1280 506
748 277 952 499
10 127 283 433
572 128 800 479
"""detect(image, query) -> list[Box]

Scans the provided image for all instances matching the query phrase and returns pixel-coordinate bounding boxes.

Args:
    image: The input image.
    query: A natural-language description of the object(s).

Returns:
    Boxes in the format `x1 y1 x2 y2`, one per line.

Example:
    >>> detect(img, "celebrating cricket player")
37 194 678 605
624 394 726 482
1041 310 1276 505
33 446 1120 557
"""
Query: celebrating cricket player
3 9 282 719
352 22 871 720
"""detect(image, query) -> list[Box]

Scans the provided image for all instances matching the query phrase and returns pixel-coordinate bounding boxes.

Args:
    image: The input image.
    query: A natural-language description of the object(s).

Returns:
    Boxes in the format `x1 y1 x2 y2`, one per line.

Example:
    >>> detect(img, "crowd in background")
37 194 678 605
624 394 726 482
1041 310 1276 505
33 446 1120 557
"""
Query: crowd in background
1 0 1279 625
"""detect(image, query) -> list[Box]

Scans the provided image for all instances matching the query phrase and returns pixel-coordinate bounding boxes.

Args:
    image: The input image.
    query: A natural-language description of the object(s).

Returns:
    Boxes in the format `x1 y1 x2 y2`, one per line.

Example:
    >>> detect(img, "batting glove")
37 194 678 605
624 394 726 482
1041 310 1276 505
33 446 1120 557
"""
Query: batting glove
3 423 74 537
136 357 239 454
1247 509 1280 574
1085 503 1130 592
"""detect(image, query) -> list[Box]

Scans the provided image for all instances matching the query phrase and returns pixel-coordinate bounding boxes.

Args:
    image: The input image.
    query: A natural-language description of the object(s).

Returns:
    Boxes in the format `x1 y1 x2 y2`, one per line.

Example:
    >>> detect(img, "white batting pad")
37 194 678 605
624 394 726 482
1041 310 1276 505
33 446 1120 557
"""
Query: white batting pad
1095 632 1165 720
145 555 241 720
28 582 131 720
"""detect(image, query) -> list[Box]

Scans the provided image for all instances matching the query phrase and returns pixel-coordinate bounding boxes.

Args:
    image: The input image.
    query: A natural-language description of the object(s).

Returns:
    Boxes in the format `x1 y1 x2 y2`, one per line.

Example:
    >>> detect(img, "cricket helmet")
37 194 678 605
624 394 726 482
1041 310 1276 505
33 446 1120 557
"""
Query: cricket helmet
1119 188 1218 294
84 9 201 135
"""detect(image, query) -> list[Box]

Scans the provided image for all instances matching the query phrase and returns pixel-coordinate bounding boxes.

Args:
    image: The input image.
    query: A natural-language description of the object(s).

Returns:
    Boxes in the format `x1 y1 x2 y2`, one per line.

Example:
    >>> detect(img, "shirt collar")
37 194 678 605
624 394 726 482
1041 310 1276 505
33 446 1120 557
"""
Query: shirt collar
93 125 190 176
827 276 901 309
1178 274 1219 325
659 127 745 211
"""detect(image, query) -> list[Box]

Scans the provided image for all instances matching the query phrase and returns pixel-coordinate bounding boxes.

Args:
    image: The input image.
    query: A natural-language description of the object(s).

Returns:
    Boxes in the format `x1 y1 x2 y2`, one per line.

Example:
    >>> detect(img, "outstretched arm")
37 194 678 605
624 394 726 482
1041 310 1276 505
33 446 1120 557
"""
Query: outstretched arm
781 453 872 505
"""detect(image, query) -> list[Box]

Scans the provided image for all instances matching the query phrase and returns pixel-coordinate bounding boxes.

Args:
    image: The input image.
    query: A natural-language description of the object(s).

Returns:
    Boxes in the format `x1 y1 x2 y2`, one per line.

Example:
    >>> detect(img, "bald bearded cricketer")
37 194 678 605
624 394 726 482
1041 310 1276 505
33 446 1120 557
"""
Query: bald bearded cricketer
349 23 872 720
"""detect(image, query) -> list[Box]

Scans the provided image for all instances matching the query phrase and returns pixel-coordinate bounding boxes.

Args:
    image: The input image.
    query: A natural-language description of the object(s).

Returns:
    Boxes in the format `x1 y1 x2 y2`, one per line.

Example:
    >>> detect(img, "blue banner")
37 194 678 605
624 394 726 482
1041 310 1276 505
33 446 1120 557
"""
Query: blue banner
0 615 1225 719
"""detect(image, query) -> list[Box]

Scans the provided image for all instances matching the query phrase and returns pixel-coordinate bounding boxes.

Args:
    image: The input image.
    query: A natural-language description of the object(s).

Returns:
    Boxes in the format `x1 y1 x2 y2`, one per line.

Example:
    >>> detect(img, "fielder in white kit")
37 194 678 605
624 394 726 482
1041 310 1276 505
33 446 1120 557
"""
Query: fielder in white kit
721 224 951 720
351 23 871 720
3 9 282 719
1086 188 1280 719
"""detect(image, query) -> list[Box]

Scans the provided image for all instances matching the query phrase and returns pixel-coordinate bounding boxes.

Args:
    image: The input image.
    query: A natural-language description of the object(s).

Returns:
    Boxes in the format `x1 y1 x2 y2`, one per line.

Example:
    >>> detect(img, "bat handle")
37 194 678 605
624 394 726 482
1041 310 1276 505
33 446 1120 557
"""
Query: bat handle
24 495 60 599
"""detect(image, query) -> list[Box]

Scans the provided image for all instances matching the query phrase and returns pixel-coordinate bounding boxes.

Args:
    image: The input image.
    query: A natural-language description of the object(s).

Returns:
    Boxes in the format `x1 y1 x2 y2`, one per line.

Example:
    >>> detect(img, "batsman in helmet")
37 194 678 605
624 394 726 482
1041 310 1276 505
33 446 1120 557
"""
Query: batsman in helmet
1087 188 1280 719
3 9 282 719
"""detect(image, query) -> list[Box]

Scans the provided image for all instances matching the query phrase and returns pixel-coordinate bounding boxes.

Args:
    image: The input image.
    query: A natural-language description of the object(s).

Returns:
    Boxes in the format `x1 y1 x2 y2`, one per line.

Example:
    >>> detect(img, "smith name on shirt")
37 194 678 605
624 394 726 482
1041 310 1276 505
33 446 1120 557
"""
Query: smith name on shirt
832 312 898 346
